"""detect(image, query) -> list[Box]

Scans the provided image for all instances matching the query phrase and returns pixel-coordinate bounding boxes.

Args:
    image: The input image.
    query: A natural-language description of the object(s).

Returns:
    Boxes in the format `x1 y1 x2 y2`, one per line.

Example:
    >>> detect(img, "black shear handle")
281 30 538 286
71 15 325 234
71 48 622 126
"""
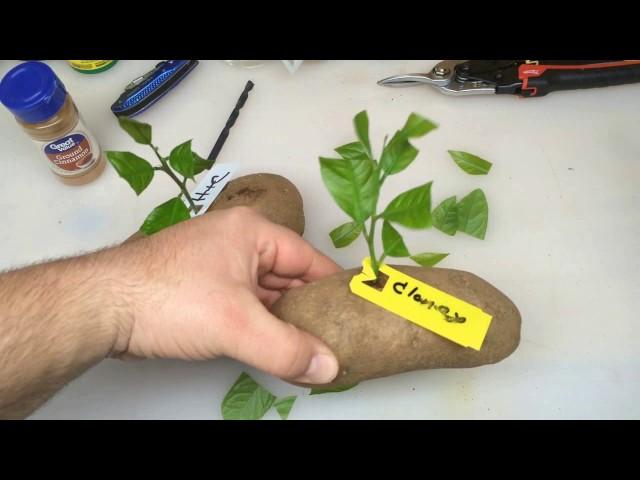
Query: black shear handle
522 62 640 97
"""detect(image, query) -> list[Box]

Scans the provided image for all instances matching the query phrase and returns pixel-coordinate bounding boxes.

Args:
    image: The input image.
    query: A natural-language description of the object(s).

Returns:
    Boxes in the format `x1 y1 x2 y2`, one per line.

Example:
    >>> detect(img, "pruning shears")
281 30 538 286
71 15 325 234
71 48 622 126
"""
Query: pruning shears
378 60 640 97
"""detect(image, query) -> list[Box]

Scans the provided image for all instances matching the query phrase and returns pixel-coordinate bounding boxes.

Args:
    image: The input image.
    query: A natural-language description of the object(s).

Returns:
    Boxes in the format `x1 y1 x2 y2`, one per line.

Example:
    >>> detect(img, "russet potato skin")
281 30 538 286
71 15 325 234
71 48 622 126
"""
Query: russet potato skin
271 265 521 388
125 173 305 242
207 173 305 235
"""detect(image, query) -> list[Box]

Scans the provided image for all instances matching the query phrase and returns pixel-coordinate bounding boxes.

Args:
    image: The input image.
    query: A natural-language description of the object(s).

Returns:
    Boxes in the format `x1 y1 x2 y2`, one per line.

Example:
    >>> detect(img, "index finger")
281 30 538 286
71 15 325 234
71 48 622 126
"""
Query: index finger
256 220 342 282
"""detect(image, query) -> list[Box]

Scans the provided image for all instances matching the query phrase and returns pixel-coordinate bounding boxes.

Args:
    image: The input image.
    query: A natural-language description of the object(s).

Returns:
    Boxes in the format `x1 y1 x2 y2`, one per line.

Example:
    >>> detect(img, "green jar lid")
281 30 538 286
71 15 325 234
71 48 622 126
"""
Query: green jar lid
68 60 118 74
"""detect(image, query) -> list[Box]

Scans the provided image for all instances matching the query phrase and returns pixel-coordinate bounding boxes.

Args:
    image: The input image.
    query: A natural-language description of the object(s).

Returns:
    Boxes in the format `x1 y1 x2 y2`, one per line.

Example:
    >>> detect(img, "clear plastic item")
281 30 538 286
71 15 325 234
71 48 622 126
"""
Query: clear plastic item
223 60 265 69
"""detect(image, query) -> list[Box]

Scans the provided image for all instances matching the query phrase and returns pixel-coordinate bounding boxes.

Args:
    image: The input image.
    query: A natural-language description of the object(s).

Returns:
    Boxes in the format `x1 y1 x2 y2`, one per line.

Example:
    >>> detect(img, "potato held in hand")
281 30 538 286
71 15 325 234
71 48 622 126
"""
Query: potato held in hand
272 265 521 388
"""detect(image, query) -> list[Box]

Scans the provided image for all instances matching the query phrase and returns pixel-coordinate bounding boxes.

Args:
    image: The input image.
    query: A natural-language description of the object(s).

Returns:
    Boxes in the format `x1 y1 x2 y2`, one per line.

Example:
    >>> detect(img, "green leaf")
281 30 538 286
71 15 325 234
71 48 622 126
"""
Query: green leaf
105 151 154 195
192 152 215 175
457 189 489 239
353 111 372 158
329 221 363 248
382 220 410 257
402 113 438 138
274 396 297 420
140 197 191 235
411 252 449 267
117 117 152 145
169 140 196 179
379 130 419 175
310 383 359 395
448 150 492 175
319 157 379 223
221 372 276 420
382 182 432 229
432 196 458 236
335 141 368 160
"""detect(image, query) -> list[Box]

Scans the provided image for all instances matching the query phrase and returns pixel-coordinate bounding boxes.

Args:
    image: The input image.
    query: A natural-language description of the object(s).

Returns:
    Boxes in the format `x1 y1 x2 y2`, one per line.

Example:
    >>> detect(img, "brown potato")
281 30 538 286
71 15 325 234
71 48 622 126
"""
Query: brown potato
209 173 305 235
271 265 521 388
125 173 305 242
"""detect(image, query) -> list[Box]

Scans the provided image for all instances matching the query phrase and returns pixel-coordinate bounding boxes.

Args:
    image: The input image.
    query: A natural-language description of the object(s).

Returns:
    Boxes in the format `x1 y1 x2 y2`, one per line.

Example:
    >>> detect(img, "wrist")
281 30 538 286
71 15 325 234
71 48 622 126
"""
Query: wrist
85 247 137 357
96 232 174 358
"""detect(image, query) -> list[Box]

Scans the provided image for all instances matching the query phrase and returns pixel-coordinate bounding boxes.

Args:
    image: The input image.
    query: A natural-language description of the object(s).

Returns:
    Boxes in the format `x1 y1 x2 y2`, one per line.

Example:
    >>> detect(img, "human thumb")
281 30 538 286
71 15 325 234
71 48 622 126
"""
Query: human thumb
221 292 339 384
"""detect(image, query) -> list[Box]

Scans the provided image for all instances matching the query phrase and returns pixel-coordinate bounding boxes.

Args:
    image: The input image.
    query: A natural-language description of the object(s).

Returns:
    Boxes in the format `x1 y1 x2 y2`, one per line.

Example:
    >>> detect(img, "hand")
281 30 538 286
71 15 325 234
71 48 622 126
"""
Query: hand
111 207 342 385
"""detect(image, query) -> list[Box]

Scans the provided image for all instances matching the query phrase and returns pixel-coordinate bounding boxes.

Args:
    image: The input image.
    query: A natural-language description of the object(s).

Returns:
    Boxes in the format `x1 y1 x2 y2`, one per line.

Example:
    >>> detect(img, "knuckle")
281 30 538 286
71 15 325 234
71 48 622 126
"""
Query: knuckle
227 205 257 223
217 206 262 236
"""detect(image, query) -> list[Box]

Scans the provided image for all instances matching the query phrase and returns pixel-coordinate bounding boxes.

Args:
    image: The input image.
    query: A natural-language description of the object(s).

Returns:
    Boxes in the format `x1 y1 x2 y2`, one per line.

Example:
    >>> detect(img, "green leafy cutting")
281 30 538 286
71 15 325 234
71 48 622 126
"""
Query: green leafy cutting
273 396 297 420
410 252 449 267
330 221 363 248
354 110 372 158
456 189 489 239
335 141 368 160
106 151 154 195
402 112 438 138
382 221 410 258
221 372 298 420
169 140 197 180
432 196 458 235
448 150 492 175
140 197 191 236
320 111 492 276
379 130 419 175
118 116 152 145
221 372 276 420
192 152 215 175
382 182 432 229
106 117 212 235
319 156 379 224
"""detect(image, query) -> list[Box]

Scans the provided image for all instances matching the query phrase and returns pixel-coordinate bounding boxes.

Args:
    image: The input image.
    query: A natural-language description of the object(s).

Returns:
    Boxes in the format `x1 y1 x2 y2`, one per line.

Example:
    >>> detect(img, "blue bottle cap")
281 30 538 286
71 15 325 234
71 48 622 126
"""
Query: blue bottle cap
0 61 68 123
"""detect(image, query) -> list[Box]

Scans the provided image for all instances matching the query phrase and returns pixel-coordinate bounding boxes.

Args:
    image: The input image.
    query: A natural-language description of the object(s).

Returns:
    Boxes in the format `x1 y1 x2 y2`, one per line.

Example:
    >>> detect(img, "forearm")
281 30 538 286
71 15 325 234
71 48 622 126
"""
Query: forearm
0 248 134 419
0 208 342 419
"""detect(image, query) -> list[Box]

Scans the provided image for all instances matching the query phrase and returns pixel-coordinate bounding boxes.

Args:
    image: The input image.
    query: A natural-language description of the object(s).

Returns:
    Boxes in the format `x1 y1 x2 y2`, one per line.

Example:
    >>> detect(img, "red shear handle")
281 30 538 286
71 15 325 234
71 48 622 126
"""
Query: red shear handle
518 61 640 97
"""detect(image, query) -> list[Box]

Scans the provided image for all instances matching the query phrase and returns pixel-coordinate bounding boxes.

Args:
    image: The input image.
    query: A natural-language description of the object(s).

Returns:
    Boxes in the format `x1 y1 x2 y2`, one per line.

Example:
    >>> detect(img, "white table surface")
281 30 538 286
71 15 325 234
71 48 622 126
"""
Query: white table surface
1 60 638 420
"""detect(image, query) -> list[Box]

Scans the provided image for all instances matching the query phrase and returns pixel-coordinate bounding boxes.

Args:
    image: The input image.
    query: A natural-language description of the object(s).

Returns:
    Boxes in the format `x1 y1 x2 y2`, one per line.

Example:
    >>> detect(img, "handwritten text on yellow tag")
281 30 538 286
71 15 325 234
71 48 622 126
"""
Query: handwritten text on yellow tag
349 258 492 351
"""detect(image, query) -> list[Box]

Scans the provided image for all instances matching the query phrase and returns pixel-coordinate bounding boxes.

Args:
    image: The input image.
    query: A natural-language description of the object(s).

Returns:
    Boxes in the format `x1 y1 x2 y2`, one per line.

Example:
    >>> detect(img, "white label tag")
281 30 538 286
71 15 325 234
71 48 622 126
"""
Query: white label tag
185 164 237 217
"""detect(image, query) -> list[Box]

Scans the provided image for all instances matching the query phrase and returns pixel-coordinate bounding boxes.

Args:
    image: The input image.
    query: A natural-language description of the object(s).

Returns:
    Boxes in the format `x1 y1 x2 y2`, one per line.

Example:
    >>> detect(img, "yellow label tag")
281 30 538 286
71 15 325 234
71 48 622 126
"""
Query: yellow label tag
349 258 492 351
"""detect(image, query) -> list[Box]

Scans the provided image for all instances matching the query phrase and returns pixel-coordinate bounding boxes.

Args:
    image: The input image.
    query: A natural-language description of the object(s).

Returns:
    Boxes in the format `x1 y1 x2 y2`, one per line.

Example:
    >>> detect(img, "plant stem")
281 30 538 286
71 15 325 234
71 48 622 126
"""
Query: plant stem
366 165 388 277
150 144 198 213
363 224 379 275
369 217 379 268
378 252 387 265
379 171 388 188
378 135 389 187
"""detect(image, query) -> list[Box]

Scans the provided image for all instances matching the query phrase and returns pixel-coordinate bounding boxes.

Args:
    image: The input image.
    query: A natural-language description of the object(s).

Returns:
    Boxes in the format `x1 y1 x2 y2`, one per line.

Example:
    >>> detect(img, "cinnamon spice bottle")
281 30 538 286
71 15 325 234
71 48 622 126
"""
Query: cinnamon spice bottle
0 61 106 185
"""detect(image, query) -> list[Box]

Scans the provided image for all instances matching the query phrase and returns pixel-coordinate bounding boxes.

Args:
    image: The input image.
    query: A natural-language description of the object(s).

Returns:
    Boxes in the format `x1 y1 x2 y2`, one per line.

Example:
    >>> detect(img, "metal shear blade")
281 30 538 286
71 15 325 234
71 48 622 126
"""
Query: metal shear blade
378 60 496 96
